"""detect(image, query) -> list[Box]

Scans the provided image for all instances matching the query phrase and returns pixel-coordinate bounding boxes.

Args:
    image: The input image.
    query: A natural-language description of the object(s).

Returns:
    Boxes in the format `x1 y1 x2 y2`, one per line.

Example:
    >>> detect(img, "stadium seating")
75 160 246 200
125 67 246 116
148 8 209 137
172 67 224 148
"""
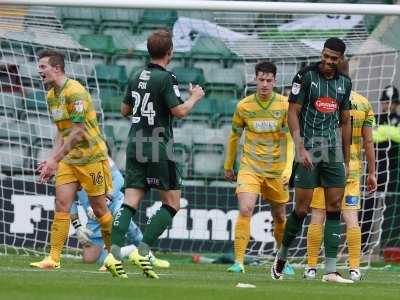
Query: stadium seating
205 67 245 100
0 93 24 118
137 9 178 32
79 34 116 56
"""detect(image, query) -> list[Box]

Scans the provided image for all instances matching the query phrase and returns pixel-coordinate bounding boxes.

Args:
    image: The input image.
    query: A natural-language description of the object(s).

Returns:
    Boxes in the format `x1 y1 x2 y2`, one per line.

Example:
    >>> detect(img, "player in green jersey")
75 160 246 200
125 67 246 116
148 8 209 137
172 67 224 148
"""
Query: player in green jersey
271 37 353 283
104 29 205 279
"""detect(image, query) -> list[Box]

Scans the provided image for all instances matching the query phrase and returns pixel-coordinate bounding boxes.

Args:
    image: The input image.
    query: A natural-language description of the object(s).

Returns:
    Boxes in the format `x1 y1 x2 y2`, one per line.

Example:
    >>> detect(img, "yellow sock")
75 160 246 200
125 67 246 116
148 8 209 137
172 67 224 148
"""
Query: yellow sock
49 212 70 262
234 215 251 264
307 223 323 268
98 212 113 252
274 219 286 248
347 226 361 269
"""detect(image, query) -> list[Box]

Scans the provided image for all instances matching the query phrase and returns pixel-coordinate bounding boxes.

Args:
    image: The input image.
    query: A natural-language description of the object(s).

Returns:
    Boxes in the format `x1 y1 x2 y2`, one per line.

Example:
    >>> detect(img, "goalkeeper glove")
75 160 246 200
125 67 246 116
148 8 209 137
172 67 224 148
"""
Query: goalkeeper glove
71 218 93 247
86 207 96 220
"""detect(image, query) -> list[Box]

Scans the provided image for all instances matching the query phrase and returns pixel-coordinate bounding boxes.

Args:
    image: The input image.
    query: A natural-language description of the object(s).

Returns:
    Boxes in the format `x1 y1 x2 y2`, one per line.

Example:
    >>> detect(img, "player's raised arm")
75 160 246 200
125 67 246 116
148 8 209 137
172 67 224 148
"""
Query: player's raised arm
170 83 205 118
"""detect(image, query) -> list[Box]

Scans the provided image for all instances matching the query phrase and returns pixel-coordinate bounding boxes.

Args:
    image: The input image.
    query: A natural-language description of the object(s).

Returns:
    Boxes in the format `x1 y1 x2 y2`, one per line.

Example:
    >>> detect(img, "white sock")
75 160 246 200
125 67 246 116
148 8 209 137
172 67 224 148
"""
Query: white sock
120 245 137 258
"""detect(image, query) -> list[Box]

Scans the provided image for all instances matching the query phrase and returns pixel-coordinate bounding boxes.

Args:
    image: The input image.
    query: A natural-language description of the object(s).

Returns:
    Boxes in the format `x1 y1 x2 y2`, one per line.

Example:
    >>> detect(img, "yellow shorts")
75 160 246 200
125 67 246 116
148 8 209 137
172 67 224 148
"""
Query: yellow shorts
236 171 289 204
310 181 361 210
55 160 112 197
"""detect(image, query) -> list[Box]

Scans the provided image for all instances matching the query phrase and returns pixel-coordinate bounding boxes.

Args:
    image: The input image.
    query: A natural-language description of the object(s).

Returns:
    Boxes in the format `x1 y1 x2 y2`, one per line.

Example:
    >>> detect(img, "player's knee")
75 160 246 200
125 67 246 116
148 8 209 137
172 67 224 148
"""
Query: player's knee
82 246 101 263
294 206 308 219
310 208 326 224
239 206 253 217
54 198 71 213
272 213 286 224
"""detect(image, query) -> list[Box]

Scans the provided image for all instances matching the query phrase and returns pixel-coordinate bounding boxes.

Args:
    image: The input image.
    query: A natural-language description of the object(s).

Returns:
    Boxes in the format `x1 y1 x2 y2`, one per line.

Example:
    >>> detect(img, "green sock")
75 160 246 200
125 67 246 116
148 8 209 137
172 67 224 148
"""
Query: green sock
142 204 176 247
279 211 304 260
324 212 341 273
111 204 136 248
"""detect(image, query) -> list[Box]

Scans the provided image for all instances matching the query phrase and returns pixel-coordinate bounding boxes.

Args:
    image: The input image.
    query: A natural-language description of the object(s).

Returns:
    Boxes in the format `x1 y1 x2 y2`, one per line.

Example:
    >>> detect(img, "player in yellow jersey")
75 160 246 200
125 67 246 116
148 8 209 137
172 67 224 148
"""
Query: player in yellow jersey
304 60 377 281
30 50 113 270
224 61 295 273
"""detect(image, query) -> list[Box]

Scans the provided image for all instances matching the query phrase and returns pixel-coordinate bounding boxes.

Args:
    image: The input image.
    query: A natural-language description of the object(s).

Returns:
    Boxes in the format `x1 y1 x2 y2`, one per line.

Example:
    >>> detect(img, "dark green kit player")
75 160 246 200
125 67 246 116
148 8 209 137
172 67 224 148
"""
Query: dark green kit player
271 38 354 283
104 29 205 279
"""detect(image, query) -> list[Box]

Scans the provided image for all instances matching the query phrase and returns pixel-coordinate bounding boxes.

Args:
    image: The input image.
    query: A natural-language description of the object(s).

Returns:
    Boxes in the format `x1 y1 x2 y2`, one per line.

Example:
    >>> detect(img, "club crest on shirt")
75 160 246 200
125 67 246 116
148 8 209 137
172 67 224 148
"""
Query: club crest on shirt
291 82 301 95
273 111 282 119
337 86 345 94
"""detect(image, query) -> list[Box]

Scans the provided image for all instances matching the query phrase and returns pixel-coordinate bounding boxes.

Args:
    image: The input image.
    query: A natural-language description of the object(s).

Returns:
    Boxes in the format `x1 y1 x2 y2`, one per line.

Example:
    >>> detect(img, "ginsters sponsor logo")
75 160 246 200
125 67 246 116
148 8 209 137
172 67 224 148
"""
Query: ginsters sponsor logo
314 97 337 113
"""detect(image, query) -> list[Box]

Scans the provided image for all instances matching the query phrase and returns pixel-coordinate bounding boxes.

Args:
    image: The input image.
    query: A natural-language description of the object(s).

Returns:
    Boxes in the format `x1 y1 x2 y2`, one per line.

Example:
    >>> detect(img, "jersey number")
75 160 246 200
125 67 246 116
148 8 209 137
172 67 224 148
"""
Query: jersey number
131 91 156 125
89 172 104 186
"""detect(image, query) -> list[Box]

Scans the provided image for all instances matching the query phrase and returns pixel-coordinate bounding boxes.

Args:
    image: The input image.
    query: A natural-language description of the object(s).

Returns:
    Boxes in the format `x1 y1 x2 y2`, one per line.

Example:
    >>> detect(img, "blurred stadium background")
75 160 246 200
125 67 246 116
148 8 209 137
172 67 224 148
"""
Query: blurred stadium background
1 0 400 268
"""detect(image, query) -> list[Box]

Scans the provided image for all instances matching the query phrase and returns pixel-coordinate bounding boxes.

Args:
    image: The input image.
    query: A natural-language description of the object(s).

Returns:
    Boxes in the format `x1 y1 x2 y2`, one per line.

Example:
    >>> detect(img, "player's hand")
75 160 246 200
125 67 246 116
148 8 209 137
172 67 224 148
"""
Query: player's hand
298 147 313 169
281 174 290 185
86 207 96 220
366 173 377 193
189 83 205 101
37 157 58 183
224 169 236 182
76 226 93 247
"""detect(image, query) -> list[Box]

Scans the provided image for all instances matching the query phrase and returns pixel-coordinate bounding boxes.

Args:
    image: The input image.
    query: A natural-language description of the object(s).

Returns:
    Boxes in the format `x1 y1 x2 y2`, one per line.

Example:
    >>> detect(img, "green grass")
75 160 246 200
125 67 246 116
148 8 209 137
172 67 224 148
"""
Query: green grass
0 255 399 300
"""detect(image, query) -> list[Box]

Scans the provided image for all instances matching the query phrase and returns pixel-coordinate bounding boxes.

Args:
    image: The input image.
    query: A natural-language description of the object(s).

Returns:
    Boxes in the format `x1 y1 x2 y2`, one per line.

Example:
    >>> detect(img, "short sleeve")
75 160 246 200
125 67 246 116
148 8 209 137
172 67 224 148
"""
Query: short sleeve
340 78 352 111
363 102 375 127
288 71 306 105
68 92 89 123
163 73 184 109
231 103 245 133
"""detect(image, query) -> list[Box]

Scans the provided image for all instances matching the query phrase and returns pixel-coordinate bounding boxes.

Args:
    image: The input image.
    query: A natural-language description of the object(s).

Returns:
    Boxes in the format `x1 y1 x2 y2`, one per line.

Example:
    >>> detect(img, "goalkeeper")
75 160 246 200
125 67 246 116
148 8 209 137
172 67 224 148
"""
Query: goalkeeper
70 157 170 269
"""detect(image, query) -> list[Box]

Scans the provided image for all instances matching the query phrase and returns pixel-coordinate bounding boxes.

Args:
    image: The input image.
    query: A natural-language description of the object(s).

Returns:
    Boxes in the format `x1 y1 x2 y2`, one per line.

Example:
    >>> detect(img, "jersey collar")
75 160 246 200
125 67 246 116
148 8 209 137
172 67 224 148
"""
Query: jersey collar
254 91 276 111
148 63 166 71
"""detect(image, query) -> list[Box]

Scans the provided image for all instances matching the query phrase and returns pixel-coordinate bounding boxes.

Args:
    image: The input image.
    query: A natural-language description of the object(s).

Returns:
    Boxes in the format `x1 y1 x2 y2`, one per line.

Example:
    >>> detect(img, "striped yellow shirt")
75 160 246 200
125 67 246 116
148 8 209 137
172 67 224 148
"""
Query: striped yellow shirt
348 91 375 181
224 92 294 178
47 79 108 165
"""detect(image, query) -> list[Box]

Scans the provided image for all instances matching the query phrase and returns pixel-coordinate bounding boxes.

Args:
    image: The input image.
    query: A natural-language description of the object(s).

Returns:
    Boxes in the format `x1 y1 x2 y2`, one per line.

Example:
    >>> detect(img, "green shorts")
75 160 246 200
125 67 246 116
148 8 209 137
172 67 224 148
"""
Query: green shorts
125 158 182 191
293 162 346 189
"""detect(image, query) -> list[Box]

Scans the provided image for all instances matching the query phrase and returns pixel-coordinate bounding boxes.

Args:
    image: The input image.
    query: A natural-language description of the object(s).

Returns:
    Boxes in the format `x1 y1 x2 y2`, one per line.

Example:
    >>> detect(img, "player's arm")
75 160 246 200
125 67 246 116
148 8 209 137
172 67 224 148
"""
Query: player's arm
223 104 244 182
282 131 295 184
121 81 133 117
170 83 205 118
340 85 352 173
288 71 313 169
362 104 377 192
51 123 86 163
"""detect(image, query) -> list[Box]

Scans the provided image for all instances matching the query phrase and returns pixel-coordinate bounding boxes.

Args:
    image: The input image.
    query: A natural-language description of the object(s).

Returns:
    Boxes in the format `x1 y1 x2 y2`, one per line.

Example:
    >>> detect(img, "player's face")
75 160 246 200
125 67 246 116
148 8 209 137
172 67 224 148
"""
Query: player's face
321 48 342 75
255 72 276 98
37 57 58 85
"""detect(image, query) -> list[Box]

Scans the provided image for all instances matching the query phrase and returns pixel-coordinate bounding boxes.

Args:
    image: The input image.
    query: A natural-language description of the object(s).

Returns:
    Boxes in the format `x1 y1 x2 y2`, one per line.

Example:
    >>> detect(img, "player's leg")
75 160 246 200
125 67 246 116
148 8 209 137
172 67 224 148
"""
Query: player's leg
305 187 326 279
321 162 352 283
30 162 79 269
79 160 113 252
271 163 317 279
105 158 146 278
227 192 257 273
342 181 362 280
227 172 260 273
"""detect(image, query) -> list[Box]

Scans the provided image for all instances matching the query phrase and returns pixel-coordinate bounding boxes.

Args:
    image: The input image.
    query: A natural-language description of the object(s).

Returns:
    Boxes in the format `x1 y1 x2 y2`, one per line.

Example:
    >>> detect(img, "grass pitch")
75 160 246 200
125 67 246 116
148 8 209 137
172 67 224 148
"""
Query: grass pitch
0 254 399 300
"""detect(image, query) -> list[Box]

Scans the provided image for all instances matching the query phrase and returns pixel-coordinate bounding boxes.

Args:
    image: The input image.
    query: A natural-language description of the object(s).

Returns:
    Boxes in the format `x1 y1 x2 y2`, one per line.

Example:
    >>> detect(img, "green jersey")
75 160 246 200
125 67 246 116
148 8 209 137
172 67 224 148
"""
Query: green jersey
289 62 352 149
123 63 183 162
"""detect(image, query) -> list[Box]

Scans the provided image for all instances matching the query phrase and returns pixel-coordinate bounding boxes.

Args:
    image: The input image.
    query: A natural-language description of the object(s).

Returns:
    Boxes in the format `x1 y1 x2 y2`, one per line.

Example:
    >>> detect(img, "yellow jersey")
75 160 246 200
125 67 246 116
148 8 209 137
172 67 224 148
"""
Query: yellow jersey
224 92 294 178
348 91 375 180
47 78 108 165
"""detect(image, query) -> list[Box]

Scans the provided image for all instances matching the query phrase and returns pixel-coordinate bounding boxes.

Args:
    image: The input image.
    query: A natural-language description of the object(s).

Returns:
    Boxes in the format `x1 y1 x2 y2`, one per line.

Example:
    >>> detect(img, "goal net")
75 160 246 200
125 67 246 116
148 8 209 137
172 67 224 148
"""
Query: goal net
1 2 399 268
